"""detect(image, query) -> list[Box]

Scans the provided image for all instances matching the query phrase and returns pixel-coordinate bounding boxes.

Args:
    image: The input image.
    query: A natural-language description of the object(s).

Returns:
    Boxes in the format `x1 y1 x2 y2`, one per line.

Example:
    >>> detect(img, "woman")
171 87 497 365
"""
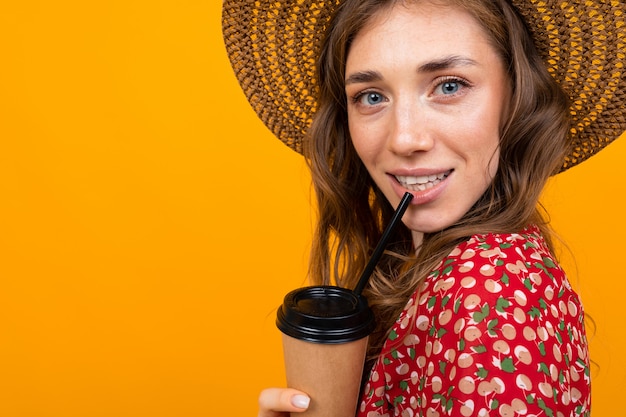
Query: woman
222 0 625 415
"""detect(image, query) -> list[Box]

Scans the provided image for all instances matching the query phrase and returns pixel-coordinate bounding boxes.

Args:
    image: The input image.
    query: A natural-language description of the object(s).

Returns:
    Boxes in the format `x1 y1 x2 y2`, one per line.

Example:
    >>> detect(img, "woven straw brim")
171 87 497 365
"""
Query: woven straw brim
222 0 625 172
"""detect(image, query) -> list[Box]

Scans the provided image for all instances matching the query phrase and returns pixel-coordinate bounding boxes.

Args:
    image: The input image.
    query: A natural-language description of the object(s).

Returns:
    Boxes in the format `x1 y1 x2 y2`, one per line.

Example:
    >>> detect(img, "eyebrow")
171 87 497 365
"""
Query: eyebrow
345 55 479 85
417 55 478 73
345 70 382 86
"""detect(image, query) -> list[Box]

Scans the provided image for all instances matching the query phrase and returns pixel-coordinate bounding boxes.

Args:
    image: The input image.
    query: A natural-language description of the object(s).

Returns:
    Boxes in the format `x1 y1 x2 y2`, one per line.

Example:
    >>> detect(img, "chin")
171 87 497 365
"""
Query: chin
403 214 461 236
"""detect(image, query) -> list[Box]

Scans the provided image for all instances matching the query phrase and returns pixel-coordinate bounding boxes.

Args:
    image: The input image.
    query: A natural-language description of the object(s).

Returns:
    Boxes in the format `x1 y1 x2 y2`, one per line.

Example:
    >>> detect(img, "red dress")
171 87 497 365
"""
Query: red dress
358 226 590 417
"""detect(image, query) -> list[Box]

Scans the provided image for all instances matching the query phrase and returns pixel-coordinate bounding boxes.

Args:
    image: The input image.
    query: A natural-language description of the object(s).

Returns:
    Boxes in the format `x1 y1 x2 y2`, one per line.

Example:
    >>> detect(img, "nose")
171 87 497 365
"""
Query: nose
387 100 434 156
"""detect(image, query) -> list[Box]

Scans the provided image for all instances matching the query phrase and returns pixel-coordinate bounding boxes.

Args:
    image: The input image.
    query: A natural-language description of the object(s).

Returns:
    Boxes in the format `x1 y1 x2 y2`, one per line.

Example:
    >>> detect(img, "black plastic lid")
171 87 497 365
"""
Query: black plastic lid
276 286 376 344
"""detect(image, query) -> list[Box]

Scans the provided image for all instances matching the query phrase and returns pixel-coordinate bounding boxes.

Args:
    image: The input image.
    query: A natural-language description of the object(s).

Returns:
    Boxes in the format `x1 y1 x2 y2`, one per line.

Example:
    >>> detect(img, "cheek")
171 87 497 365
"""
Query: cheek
461 110 502 163
453 117 501 186
472 137 500 181
484 124 502 176
348 121 380 162
486 147 500 180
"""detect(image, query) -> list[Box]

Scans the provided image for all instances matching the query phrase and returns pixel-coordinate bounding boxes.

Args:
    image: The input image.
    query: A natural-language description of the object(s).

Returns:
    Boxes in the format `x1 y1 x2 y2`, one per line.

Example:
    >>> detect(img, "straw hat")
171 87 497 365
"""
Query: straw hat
222 0 625 172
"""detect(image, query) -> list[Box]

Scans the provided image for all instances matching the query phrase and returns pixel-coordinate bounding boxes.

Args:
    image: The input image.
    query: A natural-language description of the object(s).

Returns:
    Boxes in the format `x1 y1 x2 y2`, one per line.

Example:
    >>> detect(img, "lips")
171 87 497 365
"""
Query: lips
394 170 451 191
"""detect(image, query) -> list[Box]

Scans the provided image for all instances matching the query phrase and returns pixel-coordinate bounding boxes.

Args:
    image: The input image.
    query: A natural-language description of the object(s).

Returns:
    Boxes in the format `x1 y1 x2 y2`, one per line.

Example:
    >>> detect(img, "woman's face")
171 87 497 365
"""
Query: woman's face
345 1 509 246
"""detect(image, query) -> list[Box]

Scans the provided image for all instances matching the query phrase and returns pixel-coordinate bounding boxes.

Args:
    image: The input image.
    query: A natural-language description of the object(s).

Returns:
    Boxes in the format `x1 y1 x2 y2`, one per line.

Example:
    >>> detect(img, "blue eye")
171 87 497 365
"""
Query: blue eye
349 90 387 113
440 81 459 94
363 92 384 105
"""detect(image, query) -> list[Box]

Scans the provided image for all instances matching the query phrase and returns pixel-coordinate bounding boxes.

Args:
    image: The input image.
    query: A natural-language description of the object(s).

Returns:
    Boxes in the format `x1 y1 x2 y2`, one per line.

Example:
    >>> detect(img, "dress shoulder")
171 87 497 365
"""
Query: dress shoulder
358 227 591 417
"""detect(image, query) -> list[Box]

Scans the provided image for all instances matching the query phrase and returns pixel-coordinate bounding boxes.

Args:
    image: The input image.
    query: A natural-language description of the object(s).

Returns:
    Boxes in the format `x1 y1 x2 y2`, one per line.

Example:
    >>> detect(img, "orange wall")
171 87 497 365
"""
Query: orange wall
0 2 623 416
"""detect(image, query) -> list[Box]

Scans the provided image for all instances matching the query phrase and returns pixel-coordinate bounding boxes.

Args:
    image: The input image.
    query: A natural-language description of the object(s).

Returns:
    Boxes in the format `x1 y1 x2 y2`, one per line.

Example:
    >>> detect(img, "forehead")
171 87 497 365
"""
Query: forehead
347 2 494 64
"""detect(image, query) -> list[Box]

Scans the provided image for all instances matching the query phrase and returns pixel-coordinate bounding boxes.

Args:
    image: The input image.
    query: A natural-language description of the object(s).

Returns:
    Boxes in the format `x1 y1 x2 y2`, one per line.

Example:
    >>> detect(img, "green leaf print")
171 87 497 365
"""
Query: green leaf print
391 349 400 359
528 306 541 319
537 398 555 417
389 329 399 341
472 303 490 323
487 318 499 336
409 347 416 360
543 257 556 268
439 361 447 375
442 265 453 275
454 297 462 314
500 242 513 249
479 243 492 250
476 367 488 378
501 272 510 285
495 297 510 313
459 338 466 351
538 341 546 356
539 362 550 376
500 357 516 373
437 328 448 338
526 394 535 404
441 294 451 308
539 298 548 310
495 259 504 266
399 380 409 391
472 345 487 354
524 277 533 291
490 399 499 410
374 399 385 407
428 296 437 309
446 398 453 411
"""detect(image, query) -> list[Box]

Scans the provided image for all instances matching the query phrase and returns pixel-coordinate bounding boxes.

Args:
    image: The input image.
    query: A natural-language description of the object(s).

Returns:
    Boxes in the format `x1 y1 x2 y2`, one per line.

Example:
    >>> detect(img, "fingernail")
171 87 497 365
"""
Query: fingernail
291 394 310 409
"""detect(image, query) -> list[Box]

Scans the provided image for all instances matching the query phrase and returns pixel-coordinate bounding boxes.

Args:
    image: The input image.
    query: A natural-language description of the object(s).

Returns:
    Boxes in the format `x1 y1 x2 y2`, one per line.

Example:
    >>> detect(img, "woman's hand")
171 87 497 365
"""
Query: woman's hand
257 388 310 417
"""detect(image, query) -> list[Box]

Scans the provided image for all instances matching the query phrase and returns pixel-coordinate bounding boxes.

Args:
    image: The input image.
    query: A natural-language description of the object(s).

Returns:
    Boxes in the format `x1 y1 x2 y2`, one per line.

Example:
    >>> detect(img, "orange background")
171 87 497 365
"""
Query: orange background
0 2 624 416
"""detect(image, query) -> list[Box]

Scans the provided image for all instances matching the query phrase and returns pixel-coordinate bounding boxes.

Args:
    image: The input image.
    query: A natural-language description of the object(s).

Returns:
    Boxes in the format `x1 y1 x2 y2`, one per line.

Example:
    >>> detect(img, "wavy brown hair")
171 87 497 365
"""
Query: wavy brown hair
303 0 571 371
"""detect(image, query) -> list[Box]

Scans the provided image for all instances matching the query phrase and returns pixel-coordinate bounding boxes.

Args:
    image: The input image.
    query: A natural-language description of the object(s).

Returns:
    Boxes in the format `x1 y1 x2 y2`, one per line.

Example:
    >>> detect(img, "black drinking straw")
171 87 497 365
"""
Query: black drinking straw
353 192 414 296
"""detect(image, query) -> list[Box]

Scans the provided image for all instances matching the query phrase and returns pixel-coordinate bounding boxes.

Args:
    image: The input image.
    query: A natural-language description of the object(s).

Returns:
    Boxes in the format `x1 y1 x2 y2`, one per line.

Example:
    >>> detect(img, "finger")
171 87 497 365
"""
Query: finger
258 388 310 415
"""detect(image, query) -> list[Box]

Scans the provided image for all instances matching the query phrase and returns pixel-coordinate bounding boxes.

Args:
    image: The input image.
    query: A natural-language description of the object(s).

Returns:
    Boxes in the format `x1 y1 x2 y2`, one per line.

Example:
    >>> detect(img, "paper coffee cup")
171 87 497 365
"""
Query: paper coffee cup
276 286 375 417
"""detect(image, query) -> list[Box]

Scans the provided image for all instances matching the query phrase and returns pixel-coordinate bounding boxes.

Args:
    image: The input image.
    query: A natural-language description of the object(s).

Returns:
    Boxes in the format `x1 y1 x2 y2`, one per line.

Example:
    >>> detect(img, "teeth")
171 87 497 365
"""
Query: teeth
395 172 449 191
